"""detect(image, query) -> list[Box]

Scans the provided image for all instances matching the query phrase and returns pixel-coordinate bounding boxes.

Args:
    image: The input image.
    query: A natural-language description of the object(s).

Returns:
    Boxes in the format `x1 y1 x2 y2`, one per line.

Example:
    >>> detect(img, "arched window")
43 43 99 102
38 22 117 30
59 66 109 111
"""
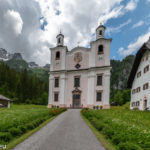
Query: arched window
58 38 61 44
98 45 103 54
56 51 60 60
99 30 102 35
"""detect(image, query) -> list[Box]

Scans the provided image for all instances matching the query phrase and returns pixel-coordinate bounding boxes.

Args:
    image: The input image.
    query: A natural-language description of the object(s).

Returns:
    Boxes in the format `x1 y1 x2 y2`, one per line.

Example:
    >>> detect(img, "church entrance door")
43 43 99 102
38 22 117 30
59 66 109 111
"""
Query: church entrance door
72 94 81 108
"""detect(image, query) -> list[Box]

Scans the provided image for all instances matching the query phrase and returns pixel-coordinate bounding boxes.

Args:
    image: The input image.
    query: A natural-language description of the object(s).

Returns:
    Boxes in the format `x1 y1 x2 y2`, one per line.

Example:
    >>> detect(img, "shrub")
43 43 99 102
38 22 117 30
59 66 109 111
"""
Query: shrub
100 105 103 109
90 118 104 131
26 123 35 130
93 106 96 110
8 127 22 136
96 105 99 110
118 142 142 150
18 125 27 133
102 125 115 139
48 108 67 116
0 132 12 142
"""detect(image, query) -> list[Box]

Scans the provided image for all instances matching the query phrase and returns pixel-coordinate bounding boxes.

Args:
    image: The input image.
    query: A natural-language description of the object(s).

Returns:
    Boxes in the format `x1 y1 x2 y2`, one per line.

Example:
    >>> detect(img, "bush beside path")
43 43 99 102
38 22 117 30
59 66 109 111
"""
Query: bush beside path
81 106 150 150
0 104 66 147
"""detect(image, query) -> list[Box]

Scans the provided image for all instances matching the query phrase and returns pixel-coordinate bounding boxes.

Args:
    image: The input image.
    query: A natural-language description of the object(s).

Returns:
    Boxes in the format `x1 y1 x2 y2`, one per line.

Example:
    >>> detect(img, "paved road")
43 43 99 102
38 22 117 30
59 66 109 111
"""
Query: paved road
12 109 105 150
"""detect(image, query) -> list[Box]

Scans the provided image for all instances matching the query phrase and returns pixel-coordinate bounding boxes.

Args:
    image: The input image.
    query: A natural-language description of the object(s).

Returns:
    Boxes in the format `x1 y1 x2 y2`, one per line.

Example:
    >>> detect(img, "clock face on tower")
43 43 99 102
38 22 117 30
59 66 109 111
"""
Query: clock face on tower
74 52 82 63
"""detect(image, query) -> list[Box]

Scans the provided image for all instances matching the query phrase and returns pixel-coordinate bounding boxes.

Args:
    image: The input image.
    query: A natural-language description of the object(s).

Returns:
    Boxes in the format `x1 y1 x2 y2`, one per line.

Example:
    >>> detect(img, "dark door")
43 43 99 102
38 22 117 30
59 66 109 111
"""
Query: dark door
144 100 147 110
73 94 80 108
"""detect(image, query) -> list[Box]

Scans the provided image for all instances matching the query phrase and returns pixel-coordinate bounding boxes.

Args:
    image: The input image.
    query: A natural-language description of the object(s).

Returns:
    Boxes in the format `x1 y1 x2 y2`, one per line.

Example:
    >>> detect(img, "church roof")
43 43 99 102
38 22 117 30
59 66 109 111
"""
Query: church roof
67 46 90 54
127 38 150 88
56 33 64 38
96 24 106 31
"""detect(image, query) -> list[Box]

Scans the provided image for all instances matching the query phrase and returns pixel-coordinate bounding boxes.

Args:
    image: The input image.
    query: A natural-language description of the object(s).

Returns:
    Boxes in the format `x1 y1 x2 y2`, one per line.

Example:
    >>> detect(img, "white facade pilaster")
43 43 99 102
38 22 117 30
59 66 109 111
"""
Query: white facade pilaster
50 50 53 71
48 75 54 104
87 71 95 104
60 73 66 105
61 49 66 70
103 72 110 105
89 44 96 68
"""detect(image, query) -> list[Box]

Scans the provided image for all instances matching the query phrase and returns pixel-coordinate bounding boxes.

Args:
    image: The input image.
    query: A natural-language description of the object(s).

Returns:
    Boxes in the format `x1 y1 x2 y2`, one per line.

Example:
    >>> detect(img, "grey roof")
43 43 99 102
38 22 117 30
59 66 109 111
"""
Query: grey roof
0 95 11 101
127 37 150 88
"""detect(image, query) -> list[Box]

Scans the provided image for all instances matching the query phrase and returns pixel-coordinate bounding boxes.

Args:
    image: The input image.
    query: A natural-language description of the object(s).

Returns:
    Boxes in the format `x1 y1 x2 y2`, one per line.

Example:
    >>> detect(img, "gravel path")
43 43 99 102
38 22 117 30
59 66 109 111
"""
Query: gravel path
12 109 105 150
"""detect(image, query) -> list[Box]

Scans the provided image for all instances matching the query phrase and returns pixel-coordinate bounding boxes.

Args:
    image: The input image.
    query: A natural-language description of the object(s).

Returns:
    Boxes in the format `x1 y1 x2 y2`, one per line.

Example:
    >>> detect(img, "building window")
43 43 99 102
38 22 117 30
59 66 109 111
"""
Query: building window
56 51 60 60
136 101 140 106
74 76 80 87
144 65 149 73
136 87 141 93
54 92 59 102
55 77 59 88
98 45 103 54
96 91 102 101
131 102 135 107
99 30 102 35
143 83 149 90
137 71 141 78
97 75 102 86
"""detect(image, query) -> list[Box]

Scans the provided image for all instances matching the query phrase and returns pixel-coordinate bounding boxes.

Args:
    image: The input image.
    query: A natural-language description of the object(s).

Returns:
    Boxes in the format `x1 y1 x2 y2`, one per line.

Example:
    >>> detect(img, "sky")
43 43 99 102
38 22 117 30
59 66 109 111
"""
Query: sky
0 0 150 66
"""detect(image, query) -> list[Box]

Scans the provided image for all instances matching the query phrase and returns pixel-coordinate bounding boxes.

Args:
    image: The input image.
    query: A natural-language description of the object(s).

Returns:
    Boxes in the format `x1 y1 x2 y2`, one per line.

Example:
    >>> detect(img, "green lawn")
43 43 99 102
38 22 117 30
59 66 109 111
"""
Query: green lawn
81 104 150 150
0 104 66 147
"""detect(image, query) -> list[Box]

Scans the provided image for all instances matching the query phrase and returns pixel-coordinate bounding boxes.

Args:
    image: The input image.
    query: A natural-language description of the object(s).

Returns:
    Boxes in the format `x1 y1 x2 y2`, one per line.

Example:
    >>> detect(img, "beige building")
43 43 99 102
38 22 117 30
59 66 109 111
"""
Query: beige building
128 38 150 110
48 24 112 109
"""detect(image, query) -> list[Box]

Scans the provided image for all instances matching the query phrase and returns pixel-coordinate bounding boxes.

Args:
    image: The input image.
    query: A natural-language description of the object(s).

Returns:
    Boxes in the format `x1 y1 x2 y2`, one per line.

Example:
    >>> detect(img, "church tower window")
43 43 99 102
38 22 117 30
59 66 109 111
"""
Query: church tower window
56 51 60 60
58 38 61 44
99 30 102 35
98 45 103 54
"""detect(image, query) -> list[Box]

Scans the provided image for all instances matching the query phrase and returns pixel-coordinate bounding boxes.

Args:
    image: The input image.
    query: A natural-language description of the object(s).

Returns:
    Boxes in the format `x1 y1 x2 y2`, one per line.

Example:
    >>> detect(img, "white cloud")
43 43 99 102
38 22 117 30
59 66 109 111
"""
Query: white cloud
132 20 144 28
0 0 139 65
147 0 150 2
106 19 132 35
4 10 23 35
118 28 150 56
125 0 139 11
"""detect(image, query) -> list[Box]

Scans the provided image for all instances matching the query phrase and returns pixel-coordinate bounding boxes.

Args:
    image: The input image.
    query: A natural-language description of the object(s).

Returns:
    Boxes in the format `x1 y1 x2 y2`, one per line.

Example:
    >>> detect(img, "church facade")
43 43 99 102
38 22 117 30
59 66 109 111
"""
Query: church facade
48 24 112 109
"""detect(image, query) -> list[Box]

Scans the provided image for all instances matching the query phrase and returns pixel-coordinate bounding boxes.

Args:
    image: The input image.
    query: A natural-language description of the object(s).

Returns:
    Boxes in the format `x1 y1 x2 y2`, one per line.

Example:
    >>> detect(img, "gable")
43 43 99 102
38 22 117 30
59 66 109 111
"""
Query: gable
127 43 150 88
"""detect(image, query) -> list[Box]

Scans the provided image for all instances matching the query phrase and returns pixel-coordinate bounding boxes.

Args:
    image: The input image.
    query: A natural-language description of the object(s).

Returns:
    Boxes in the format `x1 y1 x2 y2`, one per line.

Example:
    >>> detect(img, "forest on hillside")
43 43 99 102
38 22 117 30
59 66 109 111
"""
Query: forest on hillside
0 55 135 106
110 55 135 105
0 63 48 105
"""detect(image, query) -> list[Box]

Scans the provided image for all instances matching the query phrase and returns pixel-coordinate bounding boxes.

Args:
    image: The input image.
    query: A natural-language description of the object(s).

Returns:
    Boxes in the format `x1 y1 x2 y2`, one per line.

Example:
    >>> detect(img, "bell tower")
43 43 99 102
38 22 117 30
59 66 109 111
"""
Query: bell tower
96 23 106 40
56 32 64 46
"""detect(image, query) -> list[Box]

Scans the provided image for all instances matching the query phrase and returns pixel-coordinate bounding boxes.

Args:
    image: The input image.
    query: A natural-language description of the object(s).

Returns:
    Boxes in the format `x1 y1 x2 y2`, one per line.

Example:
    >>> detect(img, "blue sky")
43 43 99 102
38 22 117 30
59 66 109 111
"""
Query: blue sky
105 0 150 60
0 0 150 65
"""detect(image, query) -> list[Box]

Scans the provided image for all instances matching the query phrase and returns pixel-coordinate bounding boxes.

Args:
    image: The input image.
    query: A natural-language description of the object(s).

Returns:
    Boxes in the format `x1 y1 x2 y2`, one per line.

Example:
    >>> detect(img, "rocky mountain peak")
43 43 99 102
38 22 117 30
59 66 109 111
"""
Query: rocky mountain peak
28 62 39 68
12 53 23 60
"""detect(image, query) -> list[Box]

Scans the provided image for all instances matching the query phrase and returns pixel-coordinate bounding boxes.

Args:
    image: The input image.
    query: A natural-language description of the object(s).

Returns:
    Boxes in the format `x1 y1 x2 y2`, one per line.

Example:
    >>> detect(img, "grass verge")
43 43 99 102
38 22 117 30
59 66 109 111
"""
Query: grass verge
5 116 55 150
81 112 116 150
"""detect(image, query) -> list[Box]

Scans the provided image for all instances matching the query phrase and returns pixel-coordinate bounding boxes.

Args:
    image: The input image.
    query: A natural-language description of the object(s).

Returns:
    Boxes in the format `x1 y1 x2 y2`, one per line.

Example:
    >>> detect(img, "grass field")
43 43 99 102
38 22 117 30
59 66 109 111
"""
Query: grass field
0 104 66 146
81 104 150 150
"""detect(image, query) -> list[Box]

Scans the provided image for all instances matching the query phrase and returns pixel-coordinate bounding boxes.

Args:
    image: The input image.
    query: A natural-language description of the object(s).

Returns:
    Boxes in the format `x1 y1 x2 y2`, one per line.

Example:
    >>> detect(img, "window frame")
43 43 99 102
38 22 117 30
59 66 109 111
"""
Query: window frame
74 76 80 88
54 92 59 102
54 77 59 88
143 83 149 90
97 74 102 86
56 51 60 60
98 45 104 55
144 65 149 73
137 71 141 78
99 30 102 35
96 91 102 102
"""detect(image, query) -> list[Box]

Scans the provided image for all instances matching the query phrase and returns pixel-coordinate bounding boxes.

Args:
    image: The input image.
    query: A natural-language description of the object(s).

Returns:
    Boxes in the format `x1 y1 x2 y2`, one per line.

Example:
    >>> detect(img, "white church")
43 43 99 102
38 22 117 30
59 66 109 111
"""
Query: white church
48 23 112 109
128 38 150 110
